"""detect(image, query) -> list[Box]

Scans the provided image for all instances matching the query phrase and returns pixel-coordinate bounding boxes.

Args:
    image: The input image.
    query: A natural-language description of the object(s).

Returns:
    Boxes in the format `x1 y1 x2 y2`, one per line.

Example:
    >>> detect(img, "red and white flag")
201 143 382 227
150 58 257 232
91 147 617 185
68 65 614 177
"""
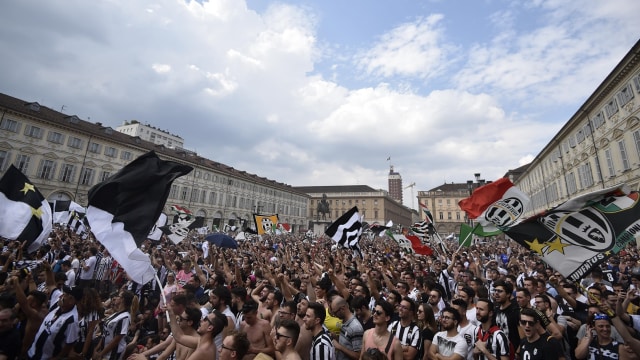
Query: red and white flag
458 177 531 229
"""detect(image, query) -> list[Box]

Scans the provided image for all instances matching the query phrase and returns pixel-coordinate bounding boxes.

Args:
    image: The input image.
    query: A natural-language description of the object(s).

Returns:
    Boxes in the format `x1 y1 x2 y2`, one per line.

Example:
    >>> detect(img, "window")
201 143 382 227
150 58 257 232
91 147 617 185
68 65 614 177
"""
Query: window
68 136 83 149
568 136 576 148
121 151 132 161
181 187 188 201
59 164 76 183
191 189 199 203
578 162 594 188
169 185 179 199
592 112 605 129
447 212 452 220
566 172 577 194
88 142 101 153
456 212 461 220
0 150 10 171
605 98 619 118
604 149 615 177
37 159 56 180
104 146 117 158
439 212 444 220
374 210 378 219
0 118 20 132
24 125 43 139
80 168 95 185
100 171 111 182
635 74 640 93
200 191 206 204
47 131 65 144
634 130 640 159
617 84 634 107
14 154 30 173
619 140 630 171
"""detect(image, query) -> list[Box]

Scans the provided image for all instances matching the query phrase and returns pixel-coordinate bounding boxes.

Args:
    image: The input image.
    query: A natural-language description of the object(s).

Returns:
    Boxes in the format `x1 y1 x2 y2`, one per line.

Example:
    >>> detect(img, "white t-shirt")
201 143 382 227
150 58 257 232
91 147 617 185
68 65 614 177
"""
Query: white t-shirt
432 331 468 359
80 256 96 280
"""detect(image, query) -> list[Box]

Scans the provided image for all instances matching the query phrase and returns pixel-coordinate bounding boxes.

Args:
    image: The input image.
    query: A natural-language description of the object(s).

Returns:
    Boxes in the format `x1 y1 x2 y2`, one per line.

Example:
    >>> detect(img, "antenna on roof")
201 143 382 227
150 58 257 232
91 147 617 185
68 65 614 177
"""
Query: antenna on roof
61 105 66 112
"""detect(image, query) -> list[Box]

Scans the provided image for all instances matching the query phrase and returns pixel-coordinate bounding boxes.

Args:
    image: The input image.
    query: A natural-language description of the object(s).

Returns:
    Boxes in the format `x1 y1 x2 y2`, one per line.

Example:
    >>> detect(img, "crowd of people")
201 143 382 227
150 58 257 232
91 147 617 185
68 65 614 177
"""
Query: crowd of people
2 223 640 360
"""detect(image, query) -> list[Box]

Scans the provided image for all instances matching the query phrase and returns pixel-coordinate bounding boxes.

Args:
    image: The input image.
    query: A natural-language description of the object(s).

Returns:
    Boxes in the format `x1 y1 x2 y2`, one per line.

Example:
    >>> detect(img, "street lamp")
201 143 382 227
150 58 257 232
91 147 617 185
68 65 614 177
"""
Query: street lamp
466 173 486 226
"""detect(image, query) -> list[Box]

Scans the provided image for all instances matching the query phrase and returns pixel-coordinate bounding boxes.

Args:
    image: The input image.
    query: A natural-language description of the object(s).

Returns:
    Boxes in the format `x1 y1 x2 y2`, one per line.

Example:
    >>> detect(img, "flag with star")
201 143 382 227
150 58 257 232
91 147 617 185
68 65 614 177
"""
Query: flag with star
504 184 640 282
0 165 52 252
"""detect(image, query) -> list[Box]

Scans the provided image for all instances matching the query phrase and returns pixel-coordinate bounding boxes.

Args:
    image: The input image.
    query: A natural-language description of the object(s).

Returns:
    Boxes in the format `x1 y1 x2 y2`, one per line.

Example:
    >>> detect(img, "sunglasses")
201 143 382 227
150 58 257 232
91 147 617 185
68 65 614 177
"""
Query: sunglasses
519 319 536 327
275 332 291 340
373 310 385 316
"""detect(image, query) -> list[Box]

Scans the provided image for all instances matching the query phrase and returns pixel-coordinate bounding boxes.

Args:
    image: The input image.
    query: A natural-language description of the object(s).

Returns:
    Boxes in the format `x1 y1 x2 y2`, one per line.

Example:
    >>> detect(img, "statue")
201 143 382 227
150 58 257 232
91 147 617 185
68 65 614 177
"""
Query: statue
317 194 330 221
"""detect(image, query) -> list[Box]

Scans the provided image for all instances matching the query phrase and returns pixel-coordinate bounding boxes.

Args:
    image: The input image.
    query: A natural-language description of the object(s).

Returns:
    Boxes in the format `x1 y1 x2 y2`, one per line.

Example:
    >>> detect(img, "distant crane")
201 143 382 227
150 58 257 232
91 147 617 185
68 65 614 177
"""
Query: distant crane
404 182 416 210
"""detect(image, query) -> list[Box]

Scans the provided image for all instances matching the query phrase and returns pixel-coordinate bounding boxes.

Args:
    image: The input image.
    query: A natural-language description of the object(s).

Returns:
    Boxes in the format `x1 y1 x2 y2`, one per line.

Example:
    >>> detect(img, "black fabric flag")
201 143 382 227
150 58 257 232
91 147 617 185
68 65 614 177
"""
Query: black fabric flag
0 165 52 252
86 151 192 284
325 206 363 256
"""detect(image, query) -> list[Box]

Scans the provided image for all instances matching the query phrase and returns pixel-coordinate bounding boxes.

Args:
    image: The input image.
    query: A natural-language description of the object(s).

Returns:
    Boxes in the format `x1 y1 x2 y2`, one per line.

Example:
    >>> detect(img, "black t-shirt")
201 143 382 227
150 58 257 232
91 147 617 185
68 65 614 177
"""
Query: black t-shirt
519 335 562 360
0 327 21 360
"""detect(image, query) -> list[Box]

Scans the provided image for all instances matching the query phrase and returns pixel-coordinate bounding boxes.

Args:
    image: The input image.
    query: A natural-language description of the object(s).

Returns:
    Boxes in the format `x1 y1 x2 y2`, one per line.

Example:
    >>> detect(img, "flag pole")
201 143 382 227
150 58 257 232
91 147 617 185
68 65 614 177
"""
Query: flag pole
454 223 481 254
431 230 450 258
156 273 171 324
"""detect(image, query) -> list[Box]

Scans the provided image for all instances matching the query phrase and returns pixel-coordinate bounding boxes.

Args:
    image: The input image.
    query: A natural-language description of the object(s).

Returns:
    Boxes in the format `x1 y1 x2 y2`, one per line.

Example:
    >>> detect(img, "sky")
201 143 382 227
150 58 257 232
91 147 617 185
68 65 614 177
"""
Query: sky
1 0 639 209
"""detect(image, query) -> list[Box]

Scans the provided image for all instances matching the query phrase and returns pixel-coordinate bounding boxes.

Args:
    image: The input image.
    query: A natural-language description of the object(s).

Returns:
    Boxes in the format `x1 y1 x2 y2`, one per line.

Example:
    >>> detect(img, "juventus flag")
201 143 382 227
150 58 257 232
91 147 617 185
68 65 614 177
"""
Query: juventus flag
325 206 363 257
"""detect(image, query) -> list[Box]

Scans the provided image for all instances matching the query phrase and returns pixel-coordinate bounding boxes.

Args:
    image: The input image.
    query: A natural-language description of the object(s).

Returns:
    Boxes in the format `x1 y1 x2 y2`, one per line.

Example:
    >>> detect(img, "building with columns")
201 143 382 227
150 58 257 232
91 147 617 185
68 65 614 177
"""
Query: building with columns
0 93 309 232
417 183 469 236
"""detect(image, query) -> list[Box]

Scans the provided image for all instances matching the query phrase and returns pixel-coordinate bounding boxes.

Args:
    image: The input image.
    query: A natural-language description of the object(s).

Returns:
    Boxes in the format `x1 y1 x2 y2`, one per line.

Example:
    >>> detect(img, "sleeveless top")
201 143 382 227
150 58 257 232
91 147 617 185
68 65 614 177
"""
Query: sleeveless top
365 329 400 359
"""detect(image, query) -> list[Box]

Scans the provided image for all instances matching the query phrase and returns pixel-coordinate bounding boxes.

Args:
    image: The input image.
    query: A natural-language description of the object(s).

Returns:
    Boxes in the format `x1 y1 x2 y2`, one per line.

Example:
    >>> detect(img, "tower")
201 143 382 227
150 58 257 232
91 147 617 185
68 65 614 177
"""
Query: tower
388 165 403 204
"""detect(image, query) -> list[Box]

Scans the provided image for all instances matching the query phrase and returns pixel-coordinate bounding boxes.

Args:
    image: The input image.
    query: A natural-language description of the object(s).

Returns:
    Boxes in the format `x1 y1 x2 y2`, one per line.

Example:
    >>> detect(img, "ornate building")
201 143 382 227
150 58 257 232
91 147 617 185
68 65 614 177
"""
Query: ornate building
294 185 414 230
417 183 469 236
514 39 640 214
0 93 309 232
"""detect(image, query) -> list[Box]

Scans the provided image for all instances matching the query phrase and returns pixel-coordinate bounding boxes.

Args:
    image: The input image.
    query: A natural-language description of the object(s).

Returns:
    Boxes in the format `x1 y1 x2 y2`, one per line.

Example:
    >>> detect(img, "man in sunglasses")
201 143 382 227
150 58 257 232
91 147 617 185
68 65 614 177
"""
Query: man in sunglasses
274 319 303 360
517 308 561 360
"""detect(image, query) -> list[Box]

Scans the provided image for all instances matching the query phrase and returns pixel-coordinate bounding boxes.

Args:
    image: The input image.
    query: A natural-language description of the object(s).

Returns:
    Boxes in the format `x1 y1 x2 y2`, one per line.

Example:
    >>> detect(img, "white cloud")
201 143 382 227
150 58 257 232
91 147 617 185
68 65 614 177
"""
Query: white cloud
355 14 455 80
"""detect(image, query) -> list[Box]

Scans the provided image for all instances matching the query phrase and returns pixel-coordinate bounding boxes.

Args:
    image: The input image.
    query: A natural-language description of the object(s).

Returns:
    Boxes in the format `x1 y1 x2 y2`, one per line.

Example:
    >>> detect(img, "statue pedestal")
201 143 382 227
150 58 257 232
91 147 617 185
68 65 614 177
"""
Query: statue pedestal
311 220 332 236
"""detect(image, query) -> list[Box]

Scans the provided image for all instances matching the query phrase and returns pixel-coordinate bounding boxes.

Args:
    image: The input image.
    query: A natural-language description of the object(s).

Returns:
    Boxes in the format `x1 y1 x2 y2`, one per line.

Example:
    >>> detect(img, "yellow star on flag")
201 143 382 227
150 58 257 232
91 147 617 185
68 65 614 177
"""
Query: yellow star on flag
525 238 547 256
31 206 43 219
545 237 570 255
21 182 35 194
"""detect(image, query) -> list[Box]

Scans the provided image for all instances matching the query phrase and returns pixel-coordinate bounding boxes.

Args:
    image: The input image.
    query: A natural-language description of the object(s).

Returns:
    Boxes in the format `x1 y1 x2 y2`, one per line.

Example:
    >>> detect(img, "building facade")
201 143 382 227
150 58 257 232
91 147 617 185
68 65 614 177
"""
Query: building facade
388 166 403 204
294 185 414 230
514 39 640 214
0 93 309 232
115 121 184 149
417 183 469 236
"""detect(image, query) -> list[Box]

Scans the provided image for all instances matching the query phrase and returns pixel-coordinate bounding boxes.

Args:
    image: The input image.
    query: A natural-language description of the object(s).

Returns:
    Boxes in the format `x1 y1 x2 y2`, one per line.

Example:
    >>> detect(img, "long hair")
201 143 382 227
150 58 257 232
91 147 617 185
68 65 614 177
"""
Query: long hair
120 290 139 316
417 303 438 333
78 287 104 318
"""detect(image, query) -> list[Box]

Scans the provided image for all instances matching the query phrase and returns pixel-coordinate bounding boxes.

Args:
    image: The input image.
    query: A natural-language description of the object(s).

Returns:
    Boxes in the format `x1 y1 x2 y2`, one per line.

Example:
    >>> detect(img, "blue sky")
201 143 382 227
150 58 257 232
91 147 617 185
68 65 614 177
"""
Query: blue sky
1 0 639 208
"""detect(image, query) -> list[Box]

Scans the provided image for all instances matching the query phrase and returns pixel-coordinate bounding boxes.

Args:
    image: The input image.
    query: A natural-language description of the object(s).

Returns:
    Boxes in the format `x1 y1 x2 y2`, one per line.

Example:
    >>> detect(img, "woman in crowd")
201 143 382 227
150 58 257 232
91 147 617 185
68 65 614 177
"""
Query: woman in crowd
417 303 438 360
70 288 104 360
93 290 138 360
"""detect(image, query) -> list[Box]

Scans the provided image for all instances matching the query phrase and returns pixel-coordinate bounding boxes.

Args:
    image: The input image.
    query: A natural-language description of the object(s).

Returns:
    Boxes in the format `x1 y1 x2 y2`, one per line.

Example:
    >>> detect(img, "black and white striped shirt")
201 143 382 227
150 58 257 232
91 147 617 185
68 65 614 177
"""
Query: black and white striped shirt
28 305 79 360
388 320 421 350
310 330 336 360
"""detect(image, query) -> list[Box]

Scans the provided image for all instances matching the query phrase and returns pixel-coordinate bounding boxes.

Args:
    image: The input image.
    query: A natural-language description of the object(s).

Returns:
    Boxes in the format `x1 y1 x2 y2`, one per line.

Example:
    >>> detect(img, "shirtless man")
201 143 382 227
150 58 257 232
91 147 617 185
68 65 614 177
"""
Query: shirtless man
275 319 303 360
240 299 276 359
251 280 274 322
171 308 202 360
169 305 226 360
295 298 313 360
10 276 48 359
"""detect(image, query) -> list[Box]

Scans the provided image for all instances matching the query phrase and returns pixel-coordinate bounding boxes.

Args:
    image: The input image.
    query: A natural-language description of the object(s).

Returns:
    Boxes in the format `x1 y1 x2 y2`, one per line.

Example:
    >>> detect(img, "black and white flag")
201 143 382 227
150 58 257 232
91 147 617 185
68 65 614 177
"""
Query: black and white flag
86 151 192 284
325 206 363 257
0 165 52 252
